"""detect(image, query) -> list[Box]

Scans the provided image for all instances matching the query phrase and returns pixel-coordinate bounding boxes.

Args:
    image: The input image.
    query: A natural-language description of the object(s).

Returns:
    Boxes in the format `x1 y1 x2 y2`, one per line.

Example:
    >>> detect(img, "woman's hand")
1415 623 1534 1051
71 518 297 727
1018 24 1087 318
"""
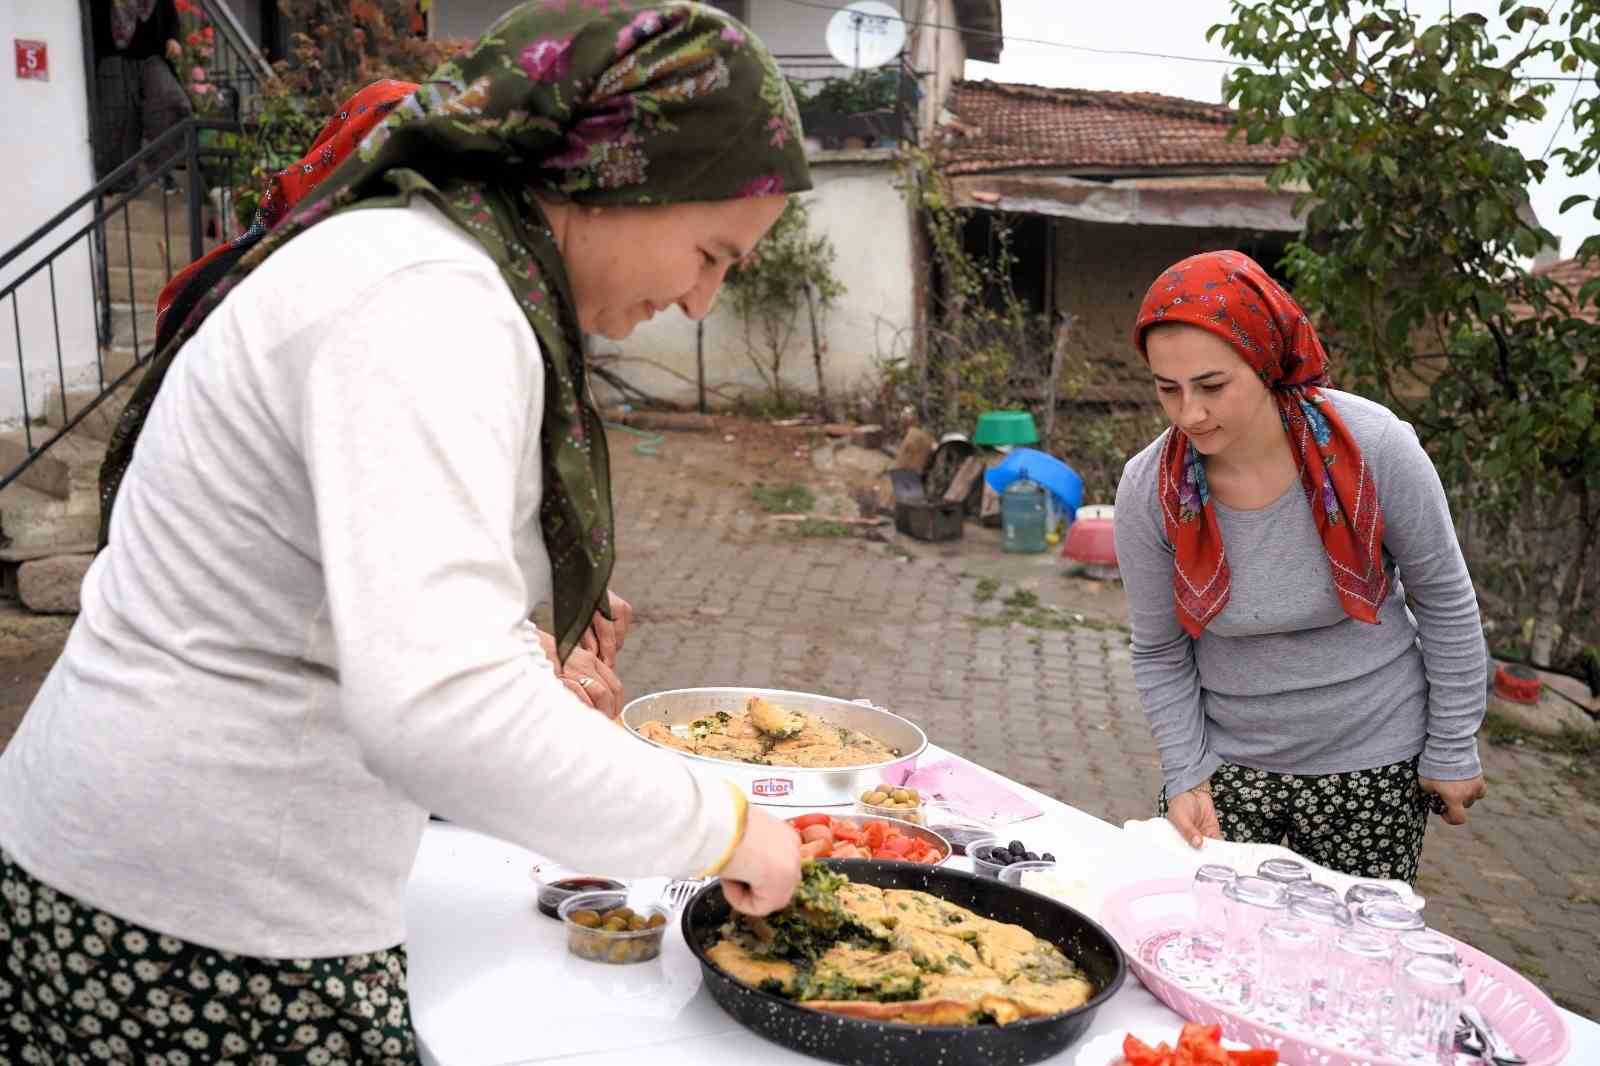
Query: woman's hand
1419 774 1486 826
719 807 802 916
579 590 633 668
1166 784 1223 849
165 39 182 62
535 629 624 718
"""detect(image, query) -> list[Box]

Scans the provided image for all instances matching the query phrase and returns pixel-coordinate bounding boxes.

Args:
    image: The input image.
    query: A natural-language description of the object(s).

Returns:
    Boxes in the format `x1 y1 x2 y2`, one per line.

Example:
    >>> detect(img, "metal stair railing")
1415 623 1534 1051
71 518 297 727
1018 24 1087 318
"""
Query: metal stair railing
193 0 273 123
1 117 244 497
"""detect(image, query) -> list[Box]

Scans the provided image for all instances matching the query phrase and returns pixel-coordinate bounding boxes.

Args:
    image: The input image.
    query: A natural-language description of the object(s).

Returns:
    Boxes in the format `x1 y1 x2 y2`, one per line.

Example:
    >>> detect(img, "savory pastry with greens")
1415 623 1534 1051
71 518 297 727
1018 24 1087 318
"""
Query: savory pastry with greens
705 865 1094 1025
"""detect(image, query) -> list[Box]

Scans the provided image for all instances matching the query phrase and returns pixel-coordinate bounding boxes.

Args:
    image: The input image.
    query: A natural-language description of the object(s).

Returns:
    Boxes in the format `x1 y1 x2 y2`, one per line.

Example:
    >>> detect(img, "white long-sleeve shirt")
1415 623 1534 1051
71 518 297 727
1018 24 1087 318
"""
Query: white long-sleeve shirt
0 198 739 958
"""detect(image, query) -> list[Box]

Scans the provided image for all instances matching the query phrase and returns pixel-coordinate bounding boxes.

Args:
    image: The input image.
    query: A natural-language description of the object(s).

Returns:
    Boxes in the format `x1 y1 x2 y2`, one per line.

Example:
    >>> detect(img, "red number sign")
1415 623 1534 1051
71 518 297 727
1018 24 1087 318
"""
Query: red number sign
15 39 48 82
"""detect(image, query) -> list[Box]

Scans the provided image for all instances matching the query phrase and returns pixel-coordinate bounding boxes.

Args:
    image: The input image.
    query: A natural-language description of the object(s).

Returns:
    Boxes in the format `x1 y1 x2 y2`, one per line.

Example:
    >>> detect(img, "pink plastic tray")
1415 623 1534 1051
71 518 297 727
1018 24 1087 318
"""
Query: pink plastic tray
1099 878 1571 1066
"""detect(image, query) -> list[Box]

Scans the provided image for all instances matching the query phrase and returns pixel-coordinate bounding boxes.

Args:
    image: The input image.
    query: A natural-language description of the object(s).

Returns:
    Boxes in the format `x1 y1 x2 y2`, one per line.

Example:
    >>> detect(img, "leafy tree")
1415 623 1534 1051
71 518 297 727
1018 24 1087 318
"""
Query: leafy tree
723 196 844 413
1212 0 1600 667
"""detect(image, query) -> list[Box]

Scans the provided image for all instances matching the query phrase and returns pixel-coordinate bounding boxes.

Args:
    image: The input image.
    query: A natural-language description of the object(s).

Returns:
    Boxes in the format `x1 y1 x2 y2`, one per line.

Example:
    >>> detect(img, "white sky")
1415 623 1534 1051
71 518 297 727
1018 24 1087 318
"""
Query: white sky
965 0 1594 260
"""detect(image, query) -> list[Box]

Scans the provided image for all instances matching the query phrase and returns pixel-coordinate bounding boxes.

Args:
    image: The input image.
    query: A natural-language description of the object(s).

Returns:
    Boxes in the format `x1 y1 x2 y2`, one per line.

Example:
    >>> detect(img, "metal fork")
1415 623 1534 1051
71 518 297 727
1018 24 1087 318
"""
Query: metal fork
660 878 707 911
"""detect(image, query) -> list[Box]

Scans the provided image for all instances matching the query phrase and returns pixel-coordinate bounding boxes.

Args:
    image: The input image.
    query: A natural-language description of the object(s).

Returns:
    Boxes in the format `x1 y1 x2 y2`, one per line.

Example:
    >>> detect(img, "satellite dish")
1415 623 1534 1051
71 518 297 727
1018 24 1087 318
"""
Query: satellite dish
825 1 906 70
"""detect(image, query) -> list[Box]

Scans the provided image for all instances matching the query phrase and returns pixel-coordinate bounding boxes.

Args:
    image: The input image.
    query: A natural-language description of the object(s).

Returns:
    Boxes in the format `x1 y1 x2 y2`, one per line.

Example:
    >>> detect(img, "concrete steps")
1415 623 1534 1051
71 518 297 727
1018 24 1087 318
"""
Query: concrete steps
0 363 142 609
43 375 141 444
106 227 183 271
107 303 159 357
0 430 106 500
0 481 99 563
0 173 218 610
98 175 232 305
0 424 107 608
101 180 204 239
99 265 170 308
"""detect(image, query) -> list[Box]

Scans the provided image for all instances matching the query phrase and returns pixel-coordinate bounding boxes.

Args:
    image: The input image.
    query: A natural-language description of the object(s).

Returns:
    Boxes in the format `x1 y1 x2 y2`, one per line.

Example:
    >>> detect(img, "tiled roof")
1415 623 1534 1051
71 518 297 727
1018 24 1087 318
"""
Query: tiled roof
938 80 1299 176
1512 256 1600 323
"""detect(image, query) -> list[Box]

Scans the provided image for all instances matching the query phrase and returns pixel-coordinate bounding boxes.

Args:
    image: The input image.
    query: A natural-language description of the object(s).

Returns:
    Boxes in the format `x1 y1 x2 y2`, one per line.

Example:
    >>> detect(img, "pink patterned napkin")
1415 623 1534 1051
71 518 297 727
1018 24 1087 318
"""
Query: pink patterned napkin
882 758 1043 824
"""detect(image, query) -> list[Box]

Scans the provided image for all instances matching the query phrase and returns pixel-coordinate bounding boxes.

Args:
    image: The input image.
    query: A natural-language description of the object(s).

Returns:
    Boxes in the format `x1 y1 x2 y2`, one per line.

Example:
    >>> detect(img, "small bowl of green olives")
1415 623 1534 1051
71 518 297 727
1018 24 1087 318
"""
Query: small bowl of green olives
559 890 669 965
857 784 923 824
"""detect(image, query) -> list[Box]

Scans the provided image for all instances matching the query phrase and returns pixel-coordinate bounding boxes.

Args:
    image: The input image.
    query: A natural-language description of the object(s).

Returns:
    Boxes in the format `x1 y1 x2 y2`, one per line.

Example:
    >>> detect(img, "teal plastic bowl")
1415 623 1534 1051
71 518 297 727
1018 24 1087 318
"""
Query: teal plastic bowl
972 410 1039 447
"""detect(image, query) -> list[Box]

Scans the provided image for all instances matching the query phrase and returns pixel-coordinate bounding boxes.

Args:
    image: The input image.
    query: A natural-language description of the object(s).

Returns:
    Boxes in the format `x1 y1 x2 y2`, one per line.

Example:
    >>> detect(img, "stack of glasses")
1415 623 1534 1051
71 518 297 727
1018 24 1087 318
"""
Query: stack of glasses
1166 859 1477 1064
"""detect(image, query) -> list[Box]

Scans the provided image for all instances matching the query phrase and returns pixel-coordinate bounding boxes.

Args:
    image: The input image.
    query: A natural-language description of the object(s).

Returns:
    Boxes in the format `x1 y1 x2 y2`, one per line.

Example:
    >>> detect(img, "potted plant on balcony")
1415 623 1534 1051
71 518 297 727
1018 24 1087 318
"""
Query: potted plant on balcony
799 68 905 149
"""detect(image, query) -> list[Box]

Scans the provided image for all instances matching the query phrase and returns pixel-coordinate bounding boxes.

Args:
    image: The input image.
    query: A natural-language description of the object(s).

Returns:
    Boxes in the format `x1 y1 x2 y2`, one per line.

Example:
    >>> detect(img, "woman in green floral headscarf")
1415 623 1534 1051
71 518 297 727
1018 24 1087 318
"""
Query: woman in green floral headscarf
0 4 809 1062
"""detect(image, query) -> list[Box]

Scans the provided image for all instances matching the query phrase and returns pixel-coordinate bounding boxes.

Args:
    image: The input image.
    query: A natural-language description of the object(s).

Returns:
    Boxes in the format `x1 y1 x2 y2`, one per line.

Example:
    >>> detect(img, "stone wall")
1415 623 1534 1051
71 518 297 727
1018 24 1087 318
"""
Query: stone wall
1051 217 1292 402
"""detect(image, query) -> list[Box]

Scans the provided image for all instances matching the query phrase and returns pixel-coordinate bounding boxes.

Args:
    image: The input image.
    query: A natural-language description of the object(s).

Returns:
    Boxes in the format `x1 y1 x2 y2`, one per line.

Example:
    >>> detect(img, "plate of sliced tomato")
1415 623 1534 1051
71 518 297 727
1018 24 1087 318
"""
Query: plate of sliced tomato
1074 1023 1277 1066
786 812 950 865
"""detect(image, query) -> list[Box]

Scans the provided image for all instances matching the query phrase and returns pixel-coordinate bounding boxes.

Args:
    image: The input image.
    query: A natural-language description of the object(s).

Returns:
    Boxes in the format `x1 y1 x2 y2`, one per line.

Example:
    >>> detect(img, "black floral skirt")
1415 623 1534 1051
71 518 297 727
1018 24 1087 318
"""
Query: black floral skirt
1159 756 1432 882
0 849 418 1065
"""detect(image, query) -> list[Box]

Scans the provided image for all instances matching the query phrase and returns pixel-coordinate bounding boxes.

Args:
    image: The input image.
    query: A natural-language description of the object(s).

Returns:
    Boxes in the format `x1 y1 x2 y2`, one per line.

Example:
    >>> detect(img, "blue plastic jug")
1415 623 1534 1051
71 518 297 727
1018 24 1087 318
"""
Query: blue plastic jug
1001 478 1048 554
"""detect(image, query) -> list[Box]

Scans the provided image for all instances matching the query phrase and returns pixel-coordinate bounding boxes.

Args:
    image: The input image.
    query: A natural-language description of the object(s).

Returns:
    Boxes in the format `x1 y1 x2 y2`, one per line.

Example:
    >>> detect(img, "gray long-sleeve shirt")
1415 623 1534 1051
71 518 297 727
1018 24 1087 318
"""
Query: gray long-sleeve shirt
1113 389 1486 797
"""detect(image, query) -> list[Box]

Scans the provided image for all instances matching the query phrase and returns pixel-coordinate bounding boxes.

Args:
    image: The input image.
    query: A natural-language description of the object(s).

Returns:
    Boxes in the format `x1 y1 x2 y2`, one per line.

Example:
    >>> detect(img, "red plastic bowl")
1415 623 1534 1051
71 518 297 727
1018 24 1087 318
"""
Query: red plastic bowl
1062 516 1117 567
1493 663 1542 705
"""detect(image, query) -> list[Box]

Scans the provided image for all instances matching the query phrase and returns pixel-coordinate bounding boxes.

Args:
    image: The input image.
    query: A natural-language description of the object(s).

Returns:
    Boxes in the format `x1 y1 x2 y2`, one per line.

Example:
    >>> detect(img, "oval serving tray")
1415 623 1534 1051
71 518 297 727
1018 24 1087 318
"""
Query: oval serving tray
1098 877 1570 1066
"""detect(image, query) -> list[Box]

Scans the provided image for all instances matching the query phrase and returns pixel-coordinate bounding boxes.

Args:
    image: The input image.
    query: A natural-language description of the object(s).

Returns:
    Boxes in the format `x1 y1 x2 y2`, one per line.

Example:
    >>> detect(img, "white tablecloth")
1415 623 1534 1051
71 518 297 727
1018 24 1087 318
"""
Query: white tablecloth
403 745 1599 1066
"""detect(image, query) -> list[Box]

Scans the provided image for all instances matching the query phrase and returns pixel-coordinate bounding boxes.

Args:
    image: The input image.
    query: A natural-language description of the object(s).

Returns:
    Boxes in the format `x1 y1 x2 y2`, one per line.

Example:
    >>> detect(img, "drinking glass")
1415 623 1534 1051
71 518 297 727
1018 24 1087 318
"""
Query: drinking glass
1397 955 1467 1065
1327 930 1394 1049
1288 898 1352 958
1286 880 1341 905
1257 917 1319 1026
1220 875 1288 1005
1353 898 1426 951
1188 864 1236 965
1396 929 1459 970
1256 857 1311 885
1288 897 1354 1024
997 860 1059 890
1344 881 1402 908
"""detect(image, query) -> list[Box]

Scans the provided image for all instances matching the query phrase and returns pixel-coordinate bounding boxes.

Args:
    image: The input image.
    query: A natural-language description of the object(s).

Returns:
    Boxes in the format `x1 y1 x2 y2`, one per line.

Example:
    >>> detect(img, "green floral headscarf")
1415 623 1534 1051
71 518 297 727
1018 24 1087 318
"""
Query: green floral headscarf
100 1 812 658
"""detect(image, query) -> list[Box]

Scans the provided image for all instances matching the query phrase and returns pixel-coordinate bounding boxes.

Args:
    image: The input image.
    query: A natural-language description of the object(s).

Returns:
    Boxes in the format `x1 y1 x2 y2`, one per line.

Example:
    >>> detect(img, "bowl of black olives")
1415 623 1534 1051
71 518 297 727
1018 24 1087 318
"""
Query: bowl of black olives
967 837 1057 880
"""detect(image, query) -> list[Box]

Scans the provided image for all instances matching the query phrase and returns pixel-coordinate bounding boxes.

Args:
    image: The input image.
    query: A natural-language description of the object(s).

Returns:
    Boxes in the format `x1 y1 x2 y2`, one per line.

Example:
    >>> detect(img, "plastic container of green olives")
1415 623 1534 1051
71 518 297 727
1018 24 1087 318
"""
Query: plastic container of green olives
855 784 924 825
558 890 669 965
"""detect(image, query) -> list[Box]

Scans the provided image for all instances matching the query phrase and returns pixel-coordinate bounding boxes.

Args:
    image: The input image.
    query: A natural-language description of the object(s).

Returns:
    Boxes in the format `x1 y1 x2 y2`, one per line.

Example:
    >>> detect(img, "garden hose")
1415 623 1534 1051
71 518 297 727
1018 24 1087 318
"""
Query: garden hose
603 421 665 457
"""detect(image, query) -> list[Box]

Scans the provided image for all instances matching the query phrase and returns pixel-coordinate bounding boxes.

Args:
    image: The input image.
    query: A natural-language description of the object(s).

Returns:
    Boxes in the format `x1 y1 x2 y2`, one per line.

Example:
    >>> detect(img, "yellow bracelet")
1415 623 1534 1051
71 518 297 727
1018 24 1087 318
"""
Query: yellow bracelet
695 780 750 878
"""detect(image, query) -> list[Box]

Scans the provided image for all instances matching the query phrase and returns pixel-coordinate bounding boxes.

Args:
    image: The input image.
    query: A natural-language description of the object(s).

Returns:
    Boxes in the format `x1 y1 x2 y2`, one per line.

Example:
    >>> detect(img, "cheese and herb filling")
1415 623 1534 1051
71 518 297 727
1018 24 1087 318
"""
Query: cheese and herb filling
706 865 1095 1026
637 697 898 768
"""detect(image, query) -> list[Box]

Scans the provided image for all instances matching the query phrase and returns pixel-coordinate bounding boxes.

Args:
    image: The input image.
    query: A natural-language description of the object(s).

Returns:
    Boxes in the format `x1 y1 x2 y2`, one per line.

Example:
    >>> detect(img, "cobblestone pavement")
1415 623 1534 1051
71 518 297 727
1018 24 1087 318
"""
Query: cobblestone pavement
608 430 1600 1020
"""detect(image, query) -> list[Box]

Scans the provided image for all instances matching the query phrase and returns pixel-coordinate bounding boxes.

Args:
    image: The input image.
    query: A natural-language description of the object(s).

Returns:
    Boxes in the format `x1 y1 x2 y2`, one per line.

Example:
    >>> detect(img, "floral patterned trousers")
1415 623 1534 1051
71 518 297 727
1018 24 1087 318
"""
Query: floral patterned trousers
1160 757 1433 882
0 849 418 1065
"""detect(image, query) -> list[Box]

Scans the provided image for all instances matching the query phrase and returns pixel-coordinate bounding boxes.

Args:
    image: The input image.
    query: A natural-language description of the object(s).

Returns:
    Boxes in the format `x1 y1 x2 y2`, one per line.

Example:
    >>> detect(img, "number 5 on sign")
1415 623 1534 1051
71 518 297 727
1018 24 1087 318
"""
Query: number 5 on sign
15 39 49 81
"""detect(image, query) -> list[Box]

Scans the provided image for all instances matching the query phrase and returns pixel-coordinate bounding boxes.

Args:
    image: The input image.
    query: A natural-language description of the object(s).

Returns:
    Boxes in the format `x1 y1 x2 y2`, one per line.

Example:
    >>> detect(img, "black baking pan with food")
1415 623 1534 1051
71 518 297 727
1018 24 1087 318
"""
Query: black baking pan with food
682 859 1126 1066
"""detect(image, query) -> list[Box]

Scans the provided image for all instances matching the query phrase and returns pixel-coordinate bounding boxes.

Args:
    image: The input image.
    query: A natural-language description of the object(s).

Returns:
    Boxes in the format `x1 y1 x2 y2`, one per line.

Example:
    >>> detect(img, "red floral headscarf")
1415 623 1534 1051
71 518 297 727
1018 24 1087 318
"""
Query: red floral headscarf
154 79 418 335
1131 250 1388 637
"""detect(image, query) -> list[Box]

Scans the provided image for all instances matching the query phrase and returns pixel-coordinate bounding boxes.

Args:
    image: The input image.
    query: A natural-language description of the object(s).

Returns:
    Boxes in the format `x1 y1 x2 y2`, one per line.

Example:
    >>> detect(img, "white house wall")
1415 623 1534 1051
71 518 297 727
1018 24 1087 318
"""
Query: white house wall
914 0 963 137
592 157 913 409
1 2 99 429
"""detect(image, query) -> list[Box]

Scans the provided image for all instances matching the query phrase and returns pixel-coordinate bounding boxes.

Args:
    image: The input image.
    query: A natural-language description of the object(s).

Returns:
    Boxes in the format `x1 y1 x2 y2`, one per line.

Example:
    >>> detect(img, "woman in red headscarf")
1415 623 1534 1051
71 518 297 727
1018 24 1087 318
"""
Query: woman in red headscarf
1113 250 1487 882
